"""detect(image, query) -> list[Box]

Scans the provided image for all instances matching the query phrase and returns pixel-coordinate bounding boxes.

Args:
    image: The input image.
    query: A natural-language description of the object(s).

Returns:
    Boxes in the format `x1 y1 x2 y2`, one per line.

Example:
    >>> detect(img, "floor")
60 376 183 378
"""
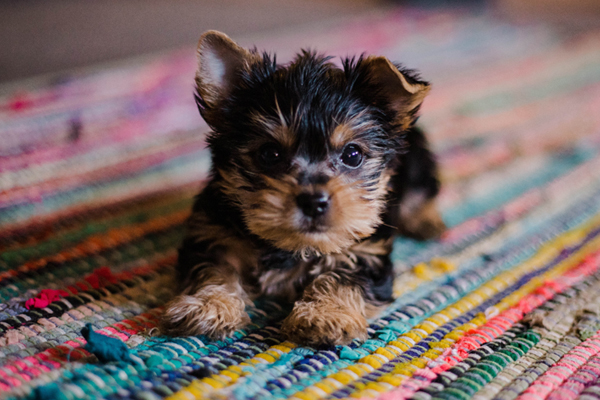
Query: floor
1 0 598 83
0 0 382 83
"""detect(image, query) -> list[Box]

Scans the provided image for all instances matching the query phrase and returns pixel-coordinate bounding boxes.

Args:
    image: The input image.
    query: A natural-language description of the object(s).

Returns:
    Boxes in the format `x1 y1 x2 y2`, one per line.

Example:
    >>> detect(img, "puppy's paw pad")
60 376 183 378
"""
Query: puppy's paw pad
161 290 249 338
281 301 367 346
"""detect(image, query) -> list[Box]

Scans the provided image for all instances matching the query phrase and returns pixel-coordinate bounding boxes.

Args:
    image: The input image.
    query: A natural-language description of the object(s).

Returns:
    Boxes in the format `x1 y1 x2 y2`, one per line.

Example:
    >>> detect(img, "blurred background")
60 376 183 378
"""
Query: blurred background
1 0 600 225
2 0 600 83
3 3 600 398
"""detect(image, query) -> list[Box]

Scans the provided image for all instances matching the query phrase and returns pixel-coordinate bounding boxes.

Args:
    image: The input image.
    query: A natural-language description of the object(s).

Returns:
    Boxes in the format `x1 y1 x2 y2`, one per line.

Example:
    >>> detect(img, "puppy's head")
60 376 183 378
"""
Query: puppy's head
195 31 430 255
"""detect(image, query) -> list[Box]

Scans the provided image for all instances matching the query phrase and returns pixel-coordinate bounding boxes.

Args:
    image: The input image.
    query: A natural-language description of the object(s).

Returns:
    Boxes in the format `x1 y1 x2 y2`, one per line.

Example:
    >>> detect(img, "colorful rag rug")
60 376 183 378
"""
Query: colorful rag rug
2 6 600 400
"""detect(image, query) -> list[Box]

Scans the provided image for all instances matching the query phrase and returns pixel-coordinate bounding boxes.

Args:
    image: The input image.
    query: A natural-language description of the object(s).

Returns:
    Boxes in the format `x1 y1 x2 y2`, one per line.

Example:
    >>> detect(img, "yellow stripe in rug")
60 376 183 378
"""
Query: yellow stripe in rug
289 215 600 400
167 215 600 400
347 230 600 398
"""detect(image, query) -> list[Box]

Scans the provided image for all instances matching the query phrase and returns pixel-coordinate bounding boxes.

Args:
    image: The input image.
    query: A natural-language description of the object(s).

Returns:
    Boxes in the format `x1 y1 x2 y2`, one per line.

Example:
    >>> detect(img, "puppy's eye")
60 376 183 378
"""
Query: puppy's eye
259 143 282 165
341 144 363 168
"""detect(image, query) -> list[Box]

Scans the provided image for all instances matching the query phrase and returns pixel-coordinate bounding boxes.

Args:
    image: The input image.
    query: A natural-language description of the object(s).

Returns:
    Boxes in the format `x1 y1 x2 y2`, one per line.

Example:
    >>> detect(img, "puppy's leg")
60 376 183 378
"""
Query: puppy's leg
397 190 446 240
161 193 255 338
281 245 393 346
392 126 446 240
281 272 370 346
162 263 251 338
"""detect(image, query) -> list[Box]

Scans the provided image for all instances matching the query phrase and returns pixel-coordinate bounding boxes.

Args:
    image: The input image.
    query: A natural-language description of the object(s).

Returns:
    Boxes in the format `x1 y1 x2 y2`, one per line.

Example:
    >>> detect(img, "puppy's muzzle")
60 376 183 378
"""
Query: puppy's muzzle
296 192 330 218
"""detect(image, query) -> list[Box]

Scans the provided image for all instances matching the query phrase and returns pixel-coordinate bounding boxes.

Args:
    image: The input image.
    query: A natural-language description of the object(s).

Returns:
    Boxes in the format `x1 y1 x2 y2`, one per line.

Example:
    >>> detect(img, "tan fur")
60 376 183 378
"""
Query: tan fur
186 212 258 274
346 237 393 268
249 112 296 149
256 238 390 301
195 31 262 123
217 160 392 255
281 273 369 345
397 191 446 239
169 31 438 343
208 97 397 256
363 56 430 130
365 302 386 319
364 56 430 109
187 211 233 245
330 111 380 149
246 173 387 254
183 204 391 305
162 264 251 338
330 124 358 149
257 253 341 302
329 124 355 149
258 259 313 301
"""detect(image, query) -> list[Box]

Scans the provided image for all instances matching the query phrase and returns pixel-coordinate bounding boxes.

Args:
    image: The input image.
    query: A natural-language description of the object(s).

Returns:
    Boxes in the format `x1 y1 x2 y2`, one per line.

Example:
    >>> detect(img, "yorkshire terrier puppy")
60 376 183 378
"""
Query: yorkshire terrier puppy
162 31 445 345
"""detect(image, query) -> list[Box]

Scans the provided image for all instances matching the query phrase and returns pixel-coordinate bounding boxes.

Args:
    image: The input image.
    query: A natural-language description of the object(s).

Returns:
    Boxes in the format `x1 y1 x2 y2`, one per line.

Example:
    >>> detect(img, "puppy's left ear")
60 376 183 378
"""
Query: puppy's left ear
361 57 430 126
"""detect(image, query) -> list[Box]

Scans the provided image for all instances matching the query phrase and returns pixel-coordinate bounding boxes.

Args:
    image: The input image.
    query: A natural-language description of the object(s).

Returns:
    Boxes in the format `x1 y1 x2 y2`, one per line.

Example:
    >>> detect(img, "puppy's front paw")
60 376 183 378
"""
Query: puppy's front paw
281 300 368 346
161 287 250 339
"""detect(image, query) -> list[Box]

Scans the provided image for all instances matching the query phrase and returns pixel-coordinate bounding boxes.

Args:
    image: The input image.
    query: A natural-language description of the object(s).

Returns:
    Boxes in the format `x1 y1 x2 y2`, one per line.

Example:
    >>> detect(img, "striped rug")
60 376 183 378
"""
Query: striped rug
2 6 600 400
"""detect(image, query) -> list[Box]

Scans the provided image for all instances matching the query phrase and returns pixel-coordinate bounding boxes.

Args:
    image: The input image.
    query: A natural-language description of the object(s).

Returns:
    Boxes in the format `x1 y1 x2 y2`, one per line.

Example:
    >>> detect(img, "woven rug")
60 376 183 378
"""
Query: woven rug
3 5 600 400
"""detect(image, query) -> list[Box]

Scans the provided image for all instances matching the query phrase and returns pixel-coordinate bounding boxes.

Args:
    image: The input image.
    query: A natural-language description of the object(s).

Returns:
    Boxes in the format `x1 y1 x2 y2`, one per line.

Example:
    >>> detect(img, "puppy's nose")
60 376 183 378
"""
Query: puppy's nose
297 192 330 218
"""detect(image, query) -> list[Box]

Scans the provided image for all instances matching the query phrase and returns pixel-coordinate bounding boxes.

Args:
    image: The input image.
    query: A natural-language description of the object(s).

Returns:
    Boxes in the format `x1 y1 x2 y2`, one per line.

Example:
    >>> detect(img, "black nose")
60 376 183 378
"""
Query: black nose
297 192 330 218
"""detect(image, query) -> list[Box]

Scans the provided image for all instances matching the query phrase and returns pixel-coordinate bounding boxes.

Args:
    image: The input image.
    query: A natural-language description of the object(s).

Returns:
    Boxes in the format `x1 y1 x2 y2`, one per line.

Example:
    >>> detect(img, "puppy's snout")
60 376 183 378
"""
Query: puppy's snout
297 192 330 218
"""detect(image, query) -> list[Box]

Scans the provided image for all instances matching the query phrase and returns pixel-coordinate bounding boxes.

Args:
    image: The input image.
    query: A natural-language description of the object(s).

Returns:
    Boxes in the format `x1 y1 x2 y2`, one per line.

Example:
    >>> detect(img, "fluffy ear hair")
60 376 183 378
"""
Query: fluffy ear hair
195 31 256 123
358 56 430 127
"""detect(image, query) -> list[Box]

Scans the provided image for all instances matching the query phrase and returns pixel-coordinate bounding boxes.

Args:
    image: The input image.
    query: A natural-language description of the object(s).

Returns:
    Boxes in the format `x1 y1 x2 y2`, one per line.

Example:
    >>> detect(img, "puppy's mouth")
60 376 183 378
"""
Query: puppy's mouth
299 217 329 234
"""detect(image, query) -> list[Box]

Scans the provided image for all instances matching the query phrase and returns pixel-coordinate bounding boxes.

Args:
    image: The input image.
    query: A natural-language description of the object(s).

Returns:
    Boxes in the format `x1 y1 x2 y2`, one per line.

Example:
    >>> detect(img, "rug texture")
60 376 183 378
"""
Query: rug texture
2 6 600 400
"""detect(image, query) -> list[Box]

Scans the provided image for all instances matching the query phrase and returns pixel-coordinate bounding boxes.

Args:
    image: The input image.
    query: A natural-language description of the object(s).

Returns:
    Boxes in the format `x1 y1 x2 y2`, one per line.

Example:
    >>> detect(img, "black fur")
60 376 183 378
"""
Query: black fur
204 53 403 168
166 36 443 343
182 53 438 294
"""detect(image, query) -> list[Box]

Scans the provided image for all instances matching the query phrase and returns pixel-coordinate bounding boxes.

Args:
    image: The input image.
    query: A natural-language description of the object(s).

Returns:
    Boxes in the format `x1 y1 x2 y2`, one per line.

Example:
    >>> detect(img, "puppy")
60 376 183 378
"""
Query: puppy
162 31 445 346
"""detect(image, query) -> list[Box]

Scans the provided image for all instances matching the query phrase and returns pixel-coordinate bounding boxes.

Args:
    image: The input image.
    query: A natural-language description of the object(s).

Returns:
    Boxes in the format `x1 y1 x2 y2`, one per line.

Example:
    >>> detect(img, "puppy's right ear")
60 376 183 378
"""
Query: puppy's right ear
195 31 255 121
